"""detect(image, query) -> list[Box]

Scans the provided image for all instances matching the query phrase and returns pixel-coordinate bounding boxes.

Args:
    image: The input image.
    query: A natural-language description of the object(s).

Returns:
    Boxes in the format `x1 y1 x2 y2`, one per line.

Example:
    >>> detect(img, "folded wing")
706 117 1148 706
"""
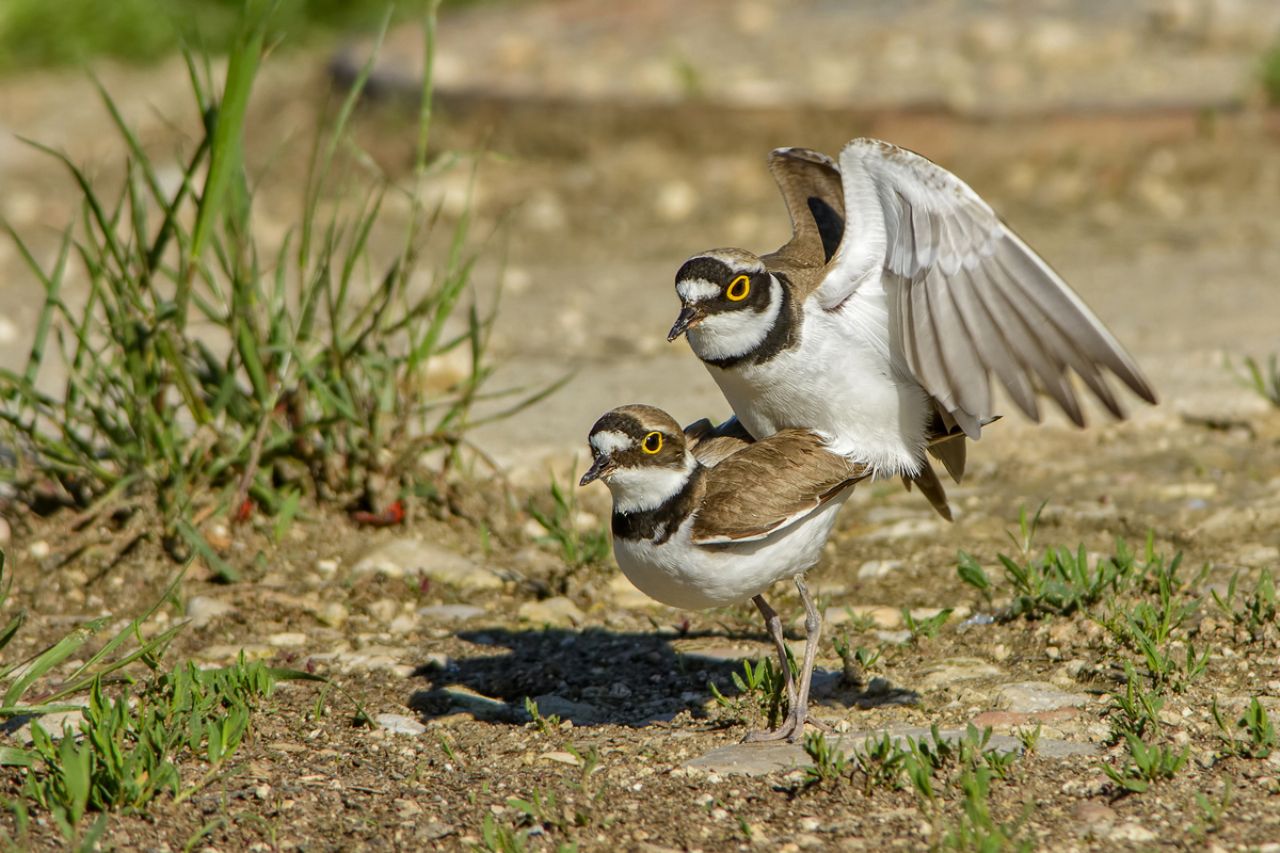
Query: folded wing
691 430 869 545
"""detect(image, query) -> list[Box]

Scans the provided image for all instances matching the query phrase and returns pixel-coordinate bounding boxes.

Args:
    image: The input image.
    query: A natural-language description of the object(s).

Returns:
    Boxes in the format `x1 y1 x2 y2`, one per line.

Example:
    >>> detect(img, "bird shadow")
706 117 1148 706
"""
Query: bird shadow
408 625 919 729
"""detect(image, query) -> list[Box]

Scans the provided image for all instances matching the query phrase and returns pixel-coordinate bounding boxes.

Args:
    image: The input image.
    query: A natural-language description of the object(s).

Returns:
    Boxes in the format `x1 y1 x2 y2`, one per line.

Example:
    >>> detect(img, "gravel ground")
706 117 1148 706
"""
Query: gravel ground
3 1 1280 849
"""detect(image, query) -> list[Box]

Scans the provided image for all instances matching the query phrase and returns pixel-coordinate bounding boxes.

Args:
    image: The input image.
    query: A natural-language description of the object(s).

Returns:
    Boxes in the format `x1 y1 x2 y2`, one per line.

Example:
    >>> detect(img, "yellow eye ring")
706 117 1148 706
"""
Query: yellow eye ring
726 275 750 301
642 431 663 454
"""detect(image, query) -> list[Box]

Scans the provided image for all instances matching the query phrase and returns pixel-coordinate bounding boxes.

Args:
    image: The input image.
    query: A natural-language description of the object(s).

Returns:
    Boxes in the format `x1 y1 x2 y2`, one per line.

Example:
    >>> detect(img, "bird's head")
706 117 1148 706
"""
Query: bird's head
581 405 694 514
669 249 784 363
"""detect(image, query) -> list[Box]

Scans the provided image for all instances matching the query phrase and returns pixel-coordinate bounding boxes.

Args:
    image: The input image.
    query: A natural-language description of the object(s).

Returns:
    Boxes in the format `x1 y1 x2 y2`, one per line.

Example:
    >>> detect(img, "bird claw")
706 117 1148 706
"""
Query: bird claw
742 709 827 744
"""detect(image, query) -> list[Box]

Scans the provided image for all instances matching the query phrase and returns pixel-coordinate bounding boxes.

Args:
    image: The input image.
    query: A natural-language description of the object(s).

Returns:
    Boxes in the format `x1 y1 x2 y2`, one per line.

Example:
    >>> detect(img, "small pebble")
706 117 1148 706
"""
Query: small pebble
375 713 427 736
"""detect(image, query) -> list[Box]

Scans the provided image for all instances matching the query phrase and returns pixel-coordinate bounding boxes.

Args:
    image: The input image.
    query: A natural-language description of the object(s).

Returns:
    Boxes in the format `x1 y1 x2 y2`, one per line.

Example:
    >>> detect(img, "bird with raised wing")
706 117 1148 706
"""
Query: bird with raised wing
668 139 1157 516
579 404 870 741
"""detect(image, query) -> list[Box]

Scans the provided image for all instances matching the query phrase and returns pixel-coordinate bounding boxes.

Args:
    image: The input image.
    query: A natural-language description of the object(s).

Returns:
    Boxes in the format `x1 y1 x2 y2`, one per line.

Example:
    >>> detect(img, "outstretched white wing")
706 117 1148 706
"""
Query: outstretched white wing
819 138 1156 437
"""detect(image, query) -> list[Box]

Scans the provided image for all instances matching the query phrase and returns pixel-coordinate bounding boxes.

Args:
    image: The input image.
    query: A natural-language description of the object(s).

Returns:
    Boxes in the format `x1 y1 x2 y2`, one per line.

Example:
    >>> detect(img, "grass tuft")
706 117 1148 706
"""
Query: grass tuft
1229 353 1280 408
0 5 543 578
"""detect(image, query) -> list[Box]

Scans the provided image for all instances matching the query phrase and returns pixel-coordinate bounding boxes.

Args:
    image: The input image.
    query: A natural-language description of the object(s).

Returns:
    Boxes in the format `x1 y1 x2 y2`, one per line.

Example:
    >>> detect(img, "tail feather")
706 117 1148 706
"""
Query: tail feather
902 461 953 522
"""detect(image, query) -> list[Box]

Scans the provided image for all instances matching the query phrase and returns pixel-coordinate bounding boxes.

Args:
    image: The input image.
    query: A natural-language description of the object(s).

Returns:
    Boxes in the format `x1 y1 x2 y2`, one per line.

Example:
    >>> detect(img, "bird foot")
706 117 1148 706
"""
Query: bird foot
743 710 826 744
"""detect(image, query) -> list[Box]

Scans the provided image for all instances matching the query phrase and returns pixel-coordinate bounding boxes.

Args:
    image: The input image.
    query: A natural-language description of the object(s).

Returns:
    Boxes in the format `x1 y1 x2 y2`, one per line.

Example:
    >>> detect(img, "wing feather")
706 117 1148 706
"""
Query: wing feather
765 147 846 277
691 430 868 545
823 138 1156 431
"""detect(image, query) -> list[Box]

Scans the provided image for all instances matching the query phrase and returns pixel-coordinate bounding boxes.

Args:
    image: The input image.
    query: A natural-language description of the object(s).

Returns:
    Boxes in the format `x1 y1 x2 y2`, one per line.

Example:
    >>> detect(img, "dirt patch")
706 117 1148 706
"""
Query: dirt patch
4 3 1280 849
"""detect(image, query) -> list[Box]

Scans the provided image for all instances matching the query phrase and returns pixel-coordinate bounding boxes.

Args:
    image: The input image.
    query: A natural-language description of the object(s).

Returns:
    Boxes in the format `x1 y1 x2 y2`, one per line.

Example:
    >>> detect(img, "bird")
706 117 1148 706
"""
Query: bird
579 404 870 741
667 139 1158 514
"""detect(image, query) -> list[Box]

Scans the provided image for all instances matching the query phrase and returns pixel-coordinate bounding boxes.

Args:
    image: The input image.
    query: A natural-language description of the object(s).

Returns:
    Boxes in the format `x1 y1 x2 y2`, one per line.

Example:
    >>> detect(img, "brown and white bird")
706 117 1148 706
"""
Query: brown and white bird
580 404 869 741
668 139 1157 514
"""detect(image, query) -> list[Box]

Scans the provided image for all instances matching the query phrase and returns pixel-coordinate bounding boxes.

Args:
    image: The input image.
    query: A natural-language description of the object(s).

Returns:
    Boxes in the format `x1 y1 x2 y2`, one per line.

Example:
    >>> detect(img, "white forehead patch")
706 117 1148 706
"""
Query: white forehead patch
590 430 632 456
676 278 721 303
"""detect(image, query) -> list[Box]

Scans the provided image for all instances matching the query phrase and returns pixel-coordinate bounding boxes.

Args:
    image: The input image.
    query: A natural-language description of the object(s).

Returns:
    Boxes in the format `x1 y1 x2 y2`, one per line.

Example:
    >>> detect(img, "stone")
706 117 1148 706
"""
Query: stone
531 694 602 725
8 708 87 745
440 687 519 722
375 713 427 736
321 646 414 676
518 596 585 627
686 724 1097 775
351 538 501 589
267 632 307 647
1106 823 1156 843
316 602 349 628
972 708 1082 729
388 615 417 635
918 658 1005 689
1073 800 1117 835
367 598 399 624
857 559 904 579
996 681 1091 713
417 604 485 623
540 750 583 767
185 596 235 628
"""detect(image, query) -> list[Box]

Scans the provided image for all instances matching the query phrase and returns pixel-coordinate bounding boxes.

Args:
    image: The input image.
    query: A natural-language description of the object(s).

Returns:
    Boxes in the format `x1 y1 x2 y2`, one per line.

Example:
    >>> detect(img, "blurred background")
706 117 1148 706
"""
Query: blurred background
2 0 1280 479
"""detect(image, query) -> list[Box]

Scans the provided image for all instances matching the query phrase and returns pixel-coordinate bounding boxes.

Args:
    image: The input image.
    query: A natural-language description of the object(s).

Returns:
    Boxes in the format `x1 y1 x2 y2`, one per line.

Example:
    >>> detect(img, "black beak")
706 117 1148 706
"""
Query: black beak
667 305 705 342
579 455 613 486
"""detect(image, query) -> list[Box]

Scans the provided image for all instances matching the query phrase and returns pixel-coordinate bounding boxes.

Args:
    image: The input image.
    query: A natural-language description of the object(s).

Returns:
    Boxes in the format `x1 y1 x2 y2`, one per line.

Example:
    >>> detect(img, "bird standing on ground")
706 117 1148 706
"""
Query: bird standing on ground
668 139 1158 516
579 404 869 741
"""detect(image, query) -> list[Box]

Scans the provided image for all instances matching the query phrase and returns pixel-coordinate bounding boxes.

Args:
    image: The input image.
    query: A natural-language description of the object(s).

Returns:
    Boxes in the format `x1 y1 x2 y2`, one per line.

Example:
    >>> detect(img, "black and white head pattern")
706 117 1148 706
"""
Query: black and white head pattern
672 249 797 367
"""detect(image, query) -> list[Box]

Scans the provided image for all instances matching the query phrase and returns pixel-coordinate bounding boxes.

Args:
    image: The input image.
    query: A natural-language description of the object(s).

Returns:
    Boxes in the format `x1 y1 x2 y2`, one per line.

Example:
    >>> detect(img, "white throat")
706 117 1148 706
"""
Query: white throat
607 454 695 514
685 276 781 362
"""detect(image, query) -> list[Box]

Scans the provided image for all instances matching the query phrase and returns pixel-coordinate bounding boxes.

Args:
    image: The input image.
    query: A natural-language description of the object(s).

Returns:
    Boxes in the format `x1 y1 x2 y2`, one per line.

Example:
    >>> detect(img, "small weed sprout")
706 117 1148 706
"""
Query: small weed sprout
802 732 849 787
526 467 611 574
901 608 952 642
477 813 528 853
939 767 1034 852
524 697 562 735
1229 352 1280 407
1014 724 1042 756
1107 662 1165 743
834 632 882 687
1212 568 1277 643
1212 697 1276 759
956 551 993 607
853 732 912 795
1101 733 1189 794
708 657 789 729
841 607 879 633
1192 784 1232 839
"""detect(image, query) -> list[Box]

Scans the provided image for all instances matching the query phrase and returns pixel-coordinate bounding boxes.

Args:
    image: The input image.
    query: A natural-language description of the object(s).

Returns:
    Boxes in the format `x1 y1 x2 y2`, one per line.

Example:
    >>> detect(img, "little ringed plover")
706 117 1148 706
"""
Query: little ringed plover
668 139 1157 510
580 404 869 742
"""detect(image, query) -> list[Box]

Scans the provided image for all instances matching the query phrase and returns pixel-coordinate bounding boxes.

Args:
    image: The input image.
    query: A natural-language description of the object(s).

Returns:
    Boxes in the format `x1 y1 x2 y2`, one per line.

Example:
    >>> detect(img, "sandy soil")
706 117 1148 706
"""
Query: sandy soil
3 1 1280 849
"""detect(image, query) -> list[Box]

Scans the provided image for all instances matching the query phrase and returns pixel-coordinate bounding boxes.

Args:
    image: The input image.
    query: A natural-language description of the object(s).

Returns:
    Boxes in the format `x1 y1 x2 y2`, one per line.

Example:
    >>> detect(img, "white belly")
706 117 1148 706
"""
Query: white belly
706 288 930 477
612 493 850 611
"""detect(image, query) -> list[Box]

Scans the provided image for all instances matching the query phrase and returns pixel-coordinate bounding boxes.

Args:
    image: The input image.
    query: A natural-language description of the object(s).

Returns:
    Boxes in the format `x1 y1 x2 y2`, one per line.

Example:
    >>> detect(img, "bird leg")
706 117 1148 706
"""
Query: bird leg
751 593 797 710
744 578 828 743
788 575 824 739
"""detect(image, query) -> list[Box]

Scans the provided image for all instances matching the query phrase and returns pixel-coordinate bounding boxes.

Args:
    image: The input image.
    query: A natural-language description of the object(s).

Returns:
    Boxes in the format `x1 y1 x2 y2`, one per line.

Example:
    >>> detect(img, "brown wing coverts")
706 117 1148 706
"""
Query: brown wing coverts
691 430 868 543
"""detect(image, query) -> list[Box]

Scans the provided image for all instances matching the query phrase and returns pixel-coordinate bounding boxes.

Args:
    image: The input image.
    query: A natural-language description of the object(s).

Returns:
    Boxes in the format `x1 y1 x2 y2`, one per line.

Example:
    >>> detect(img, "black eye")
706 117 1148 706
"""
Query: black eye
726 274 750 302
642 431 663 454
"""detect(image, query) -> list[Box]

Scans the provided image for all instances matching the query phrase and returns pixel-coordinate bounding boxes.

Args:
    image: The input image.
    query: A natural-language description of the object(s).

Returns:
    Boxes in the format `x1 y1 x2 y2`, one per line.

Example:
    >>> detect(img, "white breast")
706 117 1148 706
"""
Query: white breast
612 492 850 611
706 284 930 477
